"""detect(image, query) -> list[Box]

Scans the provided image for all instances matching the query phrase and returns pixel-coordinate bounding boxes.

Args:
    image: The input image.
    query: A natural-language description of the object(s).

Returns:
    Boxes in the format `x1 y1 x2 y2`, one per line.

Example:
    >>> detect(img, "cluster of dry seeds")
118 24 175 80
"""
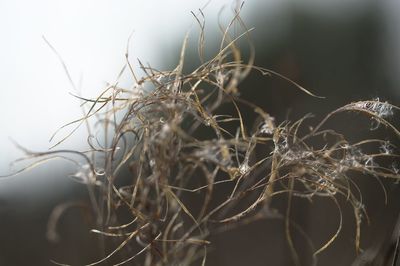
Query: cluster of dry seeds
6 8 400 266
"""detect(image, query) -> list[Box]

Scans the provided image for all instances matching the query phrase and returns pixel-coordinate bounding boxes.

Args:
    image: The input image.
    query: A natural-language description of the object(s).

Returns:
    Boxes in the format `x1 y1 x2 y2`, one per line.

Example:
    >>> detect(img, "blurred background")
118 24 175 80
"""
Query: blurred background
0 0 399 265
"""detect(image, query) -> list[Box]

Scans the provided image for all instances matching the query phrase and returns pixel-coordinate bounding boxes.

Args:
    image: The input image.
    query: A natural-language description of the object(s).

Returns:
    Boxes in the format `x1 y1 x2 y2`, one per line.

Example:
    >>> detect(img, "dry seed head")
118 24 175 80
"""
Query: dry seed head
3 6 400 266
354 98 394 119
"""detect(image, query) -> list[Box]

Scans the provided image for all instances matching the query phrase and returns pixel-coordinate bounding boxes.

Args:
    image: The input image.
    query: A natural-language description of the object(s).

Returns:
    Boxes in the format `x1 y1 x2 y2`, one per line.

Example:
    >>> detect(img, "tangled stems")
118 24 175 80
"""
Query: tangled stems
4 6 400 266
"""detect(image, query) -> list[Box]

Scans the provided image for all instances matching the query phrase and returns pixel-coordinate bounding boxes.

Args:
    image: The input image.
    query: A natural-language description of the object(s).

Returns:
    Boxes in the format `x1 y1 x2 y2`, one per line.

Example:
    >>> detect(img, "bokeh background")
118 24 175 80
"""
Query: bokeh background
0 0 399 265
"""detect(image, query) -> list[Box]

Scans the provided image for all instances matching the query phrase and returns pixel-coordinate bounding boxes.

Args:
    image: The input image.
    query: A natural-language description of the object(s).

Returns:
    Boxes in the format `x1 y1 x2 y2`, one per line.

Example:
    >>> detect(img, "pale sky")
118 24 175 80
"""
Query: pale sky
0 0 239 172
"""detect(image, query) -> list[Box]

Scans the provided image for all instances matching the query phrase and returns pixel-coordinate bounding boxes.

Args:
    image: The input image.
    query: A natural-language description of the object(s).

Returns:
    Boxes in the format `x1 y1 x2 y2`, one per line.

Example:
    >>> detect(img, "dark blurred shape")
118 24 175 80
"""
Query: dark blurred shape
203 2 400 266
